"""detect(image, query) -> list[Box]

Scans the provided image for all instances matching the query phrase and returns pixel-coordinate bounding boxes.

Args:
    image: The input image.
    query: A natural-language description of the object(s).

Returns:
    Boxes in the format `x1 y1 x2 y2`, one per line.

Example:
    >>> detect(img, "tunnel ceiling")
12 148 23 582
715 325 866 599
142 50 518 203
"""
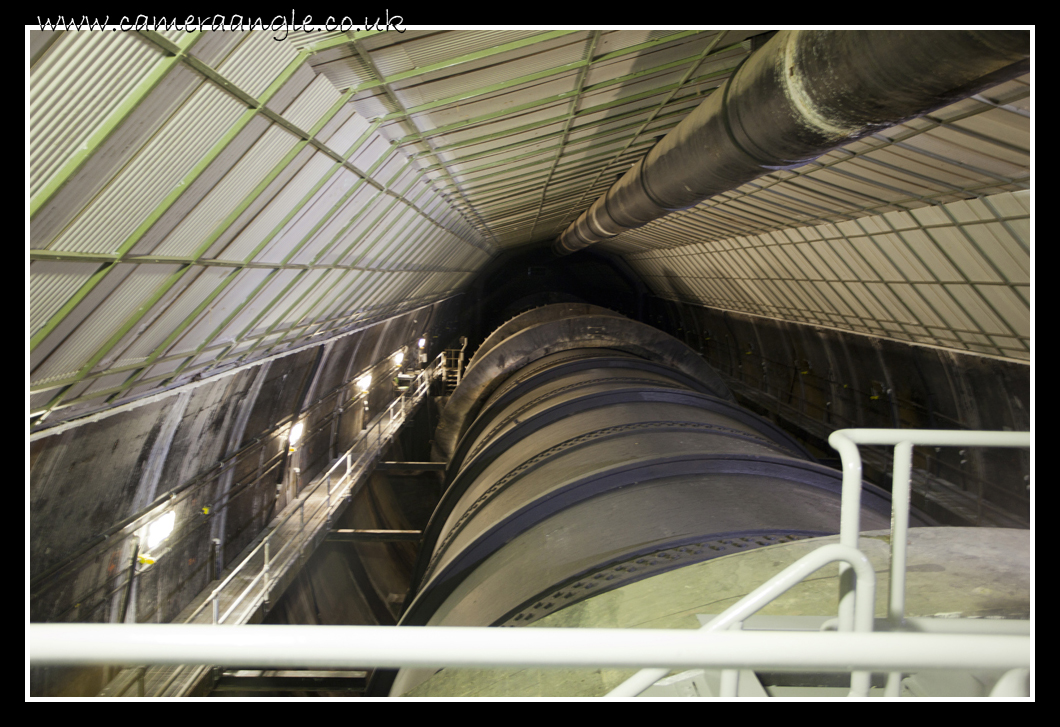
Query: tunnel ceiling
29 28 1031 429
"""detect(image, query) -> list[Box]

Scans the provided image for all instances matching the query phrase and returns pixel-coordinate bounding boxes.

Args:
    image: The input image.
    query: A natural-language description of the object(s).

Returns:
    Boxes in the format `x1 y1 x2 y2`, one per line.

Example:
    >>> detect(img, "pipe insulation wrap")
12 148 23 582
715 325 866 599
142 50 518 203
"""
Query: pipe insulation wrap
554 29 1030 255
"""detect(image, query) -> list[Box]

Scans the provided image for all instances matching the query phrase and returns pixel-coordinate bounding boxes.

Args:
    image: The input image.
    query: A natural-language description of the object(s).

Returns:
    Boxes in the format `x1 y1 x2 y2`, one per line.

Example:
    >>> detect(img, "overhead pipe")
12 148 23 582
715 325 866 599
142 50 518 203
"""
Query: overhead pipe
553 30 1030 255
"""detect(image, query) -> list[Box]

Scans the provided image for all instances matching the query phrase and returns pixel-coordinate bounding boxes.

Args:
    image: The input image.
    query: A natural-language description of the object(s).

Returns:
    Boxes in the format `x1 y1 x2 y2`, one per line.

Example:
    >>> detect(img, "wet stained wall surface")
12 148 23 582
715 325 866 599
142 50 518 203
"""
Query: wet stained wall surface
645 297 1029 519
30 298 463 630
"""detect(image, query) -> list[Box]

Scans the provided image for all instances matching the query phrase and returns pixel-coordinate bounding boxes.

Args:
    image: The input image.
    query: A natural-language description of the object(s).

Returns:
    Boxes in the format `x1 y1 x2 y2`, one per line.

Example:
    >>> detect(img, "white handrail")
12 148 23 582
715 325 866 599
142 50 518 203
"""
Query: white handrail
827 428 1030 695
29 623 1028 674
610 428 1030 697
606 543 877 697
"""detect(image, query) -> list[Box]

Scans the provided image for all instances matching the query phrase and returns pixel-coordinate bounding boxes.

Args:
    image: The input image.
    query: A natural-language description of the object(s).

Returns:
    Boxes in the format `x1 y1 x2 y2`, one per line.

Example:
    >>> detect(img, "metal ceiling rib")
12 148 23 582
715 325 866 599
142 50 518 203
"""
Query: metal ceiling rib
29 28 492 428
29 28 1031 430
595 70 1029 362
622 190 1030 360
29 31 164 199
412 34 751 243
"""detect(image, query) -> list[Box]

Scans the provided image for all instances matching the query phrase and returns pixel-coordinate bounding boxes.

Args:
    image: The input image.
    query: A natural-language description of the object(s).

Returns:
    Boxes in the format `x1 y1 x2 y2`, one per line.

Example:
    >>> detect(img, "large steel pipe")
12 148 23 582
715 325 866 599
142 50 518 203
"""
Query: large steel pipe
375 306 928 696
554 30 1030 255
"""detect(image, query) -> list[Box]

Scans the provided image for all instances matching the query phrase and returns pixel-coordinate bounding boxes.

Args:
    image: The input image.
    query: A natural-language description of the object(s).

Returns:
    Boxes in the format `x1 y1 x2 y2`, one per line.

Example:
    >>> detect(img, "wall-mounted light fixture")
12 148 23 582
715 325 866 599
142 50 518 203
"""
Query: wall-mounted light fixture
288 420 304 453
145 511 176 550
393 351 405 367
357 374 372 393
418 337 426 349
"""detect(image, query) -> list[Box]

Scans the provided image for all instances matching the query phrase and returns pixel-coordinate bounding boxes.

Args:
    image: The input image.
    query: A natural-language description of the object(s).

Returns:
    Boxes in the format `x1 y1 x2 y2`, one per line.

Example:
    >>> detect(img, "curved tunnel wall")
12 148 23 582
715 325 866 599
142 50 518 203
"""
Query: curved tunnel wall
384 304 914 696
645 299 1031 523
29 297 466 696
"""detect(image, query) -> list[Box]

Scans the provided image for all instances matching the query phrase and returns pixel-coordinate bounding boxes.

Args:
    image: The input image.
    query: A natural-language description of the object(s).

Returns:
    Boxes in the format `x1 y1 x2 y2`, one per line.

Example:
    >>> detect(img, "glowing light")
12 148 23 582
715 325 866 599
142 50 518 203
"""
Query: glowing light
418 338 426 349
146 511 176 549
289 421 304 446
357 374 372 392
393 352 404 366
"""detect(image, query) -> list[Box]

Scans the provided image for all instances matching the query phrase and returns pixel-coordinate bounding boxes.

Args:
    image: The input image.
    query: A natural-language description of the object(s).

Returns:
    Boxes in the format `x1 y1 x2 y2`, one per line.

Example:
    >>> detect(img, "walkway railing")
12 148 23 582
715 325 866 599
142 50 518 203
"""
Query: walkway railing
93 357 444 696
30 623 1029 690
184 358 441 626
607 427 1031 697
29 428 1031 698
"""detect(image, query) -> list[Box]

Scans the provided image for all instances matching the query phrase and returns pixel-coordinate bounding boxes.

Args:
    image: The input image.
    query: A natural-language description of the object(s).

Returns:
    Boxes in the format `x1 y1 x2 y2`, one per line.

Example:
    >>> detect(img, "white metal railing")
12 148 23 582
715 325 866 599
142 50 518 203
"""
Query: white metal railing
182 357 442 627
606 542 878 698
29 623 1028 674
29 428 1030 698
826 428 1031 697
606 428 1030 697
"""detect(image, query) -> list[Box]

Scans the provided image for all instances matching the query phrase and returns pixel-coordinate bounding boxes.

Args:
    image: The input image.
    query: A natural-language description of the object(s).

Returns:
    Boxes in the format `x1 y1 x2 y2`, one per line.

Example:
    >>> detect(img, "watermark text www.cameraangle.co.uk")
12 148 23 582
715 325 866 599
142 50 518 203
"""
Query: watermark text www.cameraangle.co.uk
36 10 405 41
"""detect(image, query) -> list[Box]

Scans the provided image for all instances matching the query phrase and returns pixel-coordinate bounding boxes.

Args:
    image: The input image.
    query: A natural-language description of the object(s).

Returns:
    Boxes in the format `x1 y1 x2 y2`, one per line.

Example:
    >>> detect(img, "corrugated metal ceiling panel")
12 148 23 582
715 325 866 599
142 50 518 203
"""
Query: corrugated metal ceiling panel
102 266 233 370
622 191 1029 360
216 30 300 98
31 264 182 386
30 63 204 251
370 31 543 76
151 124 299 258
48 82 246 254
28 29 1030 428
218 151 336 261
29 261 99 336
164 267 273 355
30 31 164 198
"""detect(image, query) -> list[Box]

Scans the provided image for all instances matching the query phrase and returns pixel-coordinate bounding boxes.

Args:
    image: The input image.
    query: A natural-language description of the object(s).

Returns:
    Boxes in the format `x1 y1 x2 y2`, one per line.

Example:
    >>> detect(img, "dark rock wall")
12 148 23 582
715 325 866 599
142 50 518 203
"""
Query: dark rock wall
646 298 1030 519
30 298 463 635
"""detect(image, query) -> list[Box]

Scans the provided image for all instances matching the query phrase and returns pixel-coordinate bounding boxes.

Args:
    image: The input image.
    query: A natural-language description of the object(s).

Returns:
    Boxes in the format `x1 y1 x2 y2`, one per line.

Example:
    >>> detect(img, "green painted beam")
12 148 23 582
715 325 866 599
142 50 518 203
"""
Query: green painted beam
34 50 348 409
346 30 583 92
302 29 388 54
102 268 243 402
165 156 419 377
381 59 590 120
431 141 657 208
30 32 203 218
241 282 448 361
386 30 708 144
441 141 650 190
409 97 698 164
348 39 500 248
161 269 282 383
32 265 194 393
393 89 582 145
547 32 738 239
33 277 469 399
29 249 475 273
593 30 704 64
410 64 735 187
237 269 318 345
29 263 114 349
31 30 706 414
252 167 442 343
107 156 472 400
429 130 662 197
265 269 366 350
424 138 655 197
378 214 438 270
30 47 310 355
279 151 433 269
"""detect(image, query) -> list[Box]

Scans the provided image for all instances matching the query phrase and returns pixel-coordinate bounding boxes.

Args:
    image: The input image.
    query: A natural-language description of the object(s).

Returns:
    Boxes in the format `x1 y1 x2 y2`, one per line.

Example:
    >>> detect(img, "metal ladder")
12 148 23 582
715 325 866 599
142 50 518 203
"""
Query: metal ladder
442 337 467 394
